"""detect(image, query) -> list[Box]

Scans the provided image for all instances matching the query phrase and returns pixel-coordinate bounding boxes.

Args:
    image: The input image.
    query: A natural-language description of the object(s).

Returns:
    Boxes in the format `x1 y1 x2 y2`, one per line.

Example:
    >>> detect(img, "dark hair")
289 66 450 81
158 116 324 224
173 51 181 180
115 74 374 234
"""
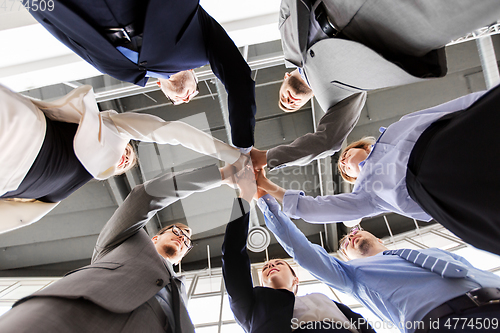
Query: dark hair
262 259 299 295
156 223 191 236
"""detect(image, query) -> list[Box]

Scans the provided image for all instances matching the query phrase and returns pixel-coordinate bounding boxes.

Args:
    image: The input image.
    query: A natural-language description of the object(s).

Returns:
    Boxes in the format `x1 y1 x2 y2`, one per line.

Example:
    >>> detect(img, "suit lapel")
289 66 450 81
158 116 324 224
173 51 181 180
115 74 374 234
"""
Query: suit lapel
296 0 311 60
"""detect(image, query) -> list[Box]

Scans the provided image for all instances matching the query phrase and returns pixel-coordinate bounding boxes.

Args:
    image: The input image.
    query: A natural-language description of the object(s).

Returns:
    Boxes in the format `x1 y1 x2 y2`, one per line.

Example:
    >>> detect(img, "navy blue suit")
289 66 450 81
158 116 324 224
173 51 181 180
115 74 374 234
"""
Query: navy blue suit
222 199 376 333
29 0 256 148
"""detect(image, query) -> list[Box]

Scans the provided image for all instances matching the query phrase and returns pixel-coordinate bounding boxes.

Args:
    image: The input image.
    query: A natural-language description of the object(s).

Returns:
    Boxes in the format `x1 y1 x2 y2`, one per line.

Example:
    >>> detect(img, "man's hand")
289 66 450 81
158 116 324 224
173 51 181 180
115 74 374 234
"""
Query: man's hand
235 165 257 203
255 169 285 203
220 154 251 187
255 169 268 199
250 148 267 172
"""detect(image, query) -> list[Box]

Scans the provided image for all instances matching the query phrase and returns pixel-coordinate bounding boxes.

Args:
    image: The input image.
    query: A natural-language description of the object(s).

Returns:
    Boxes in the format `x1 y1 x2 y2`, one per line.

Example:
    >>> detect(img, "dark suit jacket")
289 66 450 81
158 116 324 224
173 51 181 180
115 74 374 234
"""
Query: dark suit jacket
0 165 222 332
29 0 256 148
222 198 376 333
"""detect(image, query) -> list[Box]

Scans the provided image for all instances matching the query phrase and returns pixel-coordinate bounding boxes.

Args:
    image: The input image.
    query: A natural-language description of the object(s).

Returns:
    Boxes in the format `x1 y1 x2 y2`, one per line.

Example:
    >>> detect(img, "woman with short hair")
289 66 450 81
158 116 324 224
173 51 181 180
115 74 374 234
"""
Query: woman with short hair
257 84 500 256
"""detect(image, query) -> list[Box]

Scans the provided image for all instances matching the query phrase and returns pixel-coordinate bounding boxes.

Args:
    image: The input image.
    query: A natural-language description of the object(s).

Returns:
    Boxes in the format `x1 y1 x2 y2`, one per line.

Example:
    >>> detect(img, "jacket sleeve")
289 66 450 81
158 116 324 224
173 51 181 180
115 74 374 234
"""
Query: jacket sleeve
222 198 255 332
198 7 256 149
257 195 354 293
267 92 366 169
92 164 221 262
109 113 241 164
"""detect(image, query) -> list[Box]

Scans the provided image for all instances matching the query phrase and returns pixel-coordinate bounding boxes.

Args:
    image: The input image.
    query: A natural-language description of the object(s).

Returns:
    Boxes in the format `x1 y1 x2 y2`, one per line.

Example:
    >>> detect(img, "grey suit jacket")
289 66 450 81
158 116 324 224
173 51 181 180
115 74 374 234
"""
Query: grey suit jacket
3 165 222 333
267 0 500 169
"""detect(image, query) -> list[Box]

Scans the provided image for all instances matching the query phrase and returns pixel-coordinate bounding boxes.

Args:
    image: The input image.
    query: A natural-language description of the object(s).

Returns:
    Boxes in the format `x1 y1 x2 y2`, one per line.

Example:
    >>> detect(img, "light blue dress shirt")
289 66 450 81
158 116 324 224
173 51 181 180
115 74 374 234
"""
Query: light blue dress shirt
117 46 173 80
258 194 500 333
283 90 486 223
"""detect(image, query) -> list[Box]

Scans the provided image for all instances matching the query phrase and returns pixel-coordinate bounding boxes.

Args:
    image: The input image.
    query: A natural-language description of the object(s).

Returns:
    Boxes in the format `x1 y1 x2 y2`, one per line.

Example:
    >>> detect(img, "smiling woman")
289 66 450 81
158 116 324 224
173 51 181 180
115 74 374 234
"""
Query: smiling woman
222 195 375 333
257 86 500 257
0 84 241 234
261 259 299 294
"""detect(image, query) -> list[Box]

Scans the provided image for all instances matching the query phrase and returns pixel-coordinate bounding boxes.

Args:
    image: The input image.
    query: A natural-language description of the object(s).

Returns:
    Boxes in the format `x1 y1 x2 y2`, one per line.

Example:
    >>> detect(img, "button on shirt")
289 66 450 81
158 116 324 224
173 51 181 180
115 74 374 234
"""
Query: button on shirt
282 91 487 223
257 194 500 333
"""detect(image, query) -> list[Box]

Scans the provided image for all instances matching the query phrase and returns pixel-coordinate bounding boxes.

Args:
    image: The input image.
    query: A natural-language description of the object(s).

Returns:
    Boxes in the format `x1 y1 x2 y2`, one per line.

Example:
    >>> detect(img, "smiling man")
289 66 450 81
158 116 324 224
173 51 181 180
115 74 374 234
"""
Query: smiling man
0 163 242 332
257 190 500 333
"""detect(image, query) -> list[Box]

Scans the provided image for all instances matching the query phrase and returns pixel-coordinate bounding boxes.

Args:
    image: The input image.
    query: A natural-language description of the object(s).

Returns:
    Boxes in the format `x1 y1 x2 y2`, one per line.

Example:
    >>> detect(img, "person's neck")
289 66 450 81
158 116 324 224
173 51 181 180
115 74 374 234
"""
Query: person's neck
371 244 389 256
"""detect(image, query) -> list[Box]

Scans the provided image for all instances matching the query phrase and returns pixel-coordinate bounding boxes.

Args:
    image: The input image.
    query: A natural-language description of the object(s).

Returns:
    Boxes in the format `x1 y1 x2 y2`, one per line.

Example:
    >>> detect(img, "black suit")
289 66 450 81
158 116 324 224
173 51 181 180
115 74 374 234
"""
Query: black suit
222 199 376 333
29 0 256 148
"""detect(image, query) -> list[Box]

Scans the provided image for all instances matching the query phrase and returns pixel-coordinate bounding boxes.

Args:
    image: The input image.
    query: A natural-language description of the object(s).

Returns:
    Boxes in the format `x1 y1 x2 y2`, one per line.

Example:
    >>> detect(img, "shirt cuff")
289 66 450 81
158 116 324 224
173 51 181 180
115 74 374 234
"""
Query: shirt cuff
238 146 252 154
282 190 305 219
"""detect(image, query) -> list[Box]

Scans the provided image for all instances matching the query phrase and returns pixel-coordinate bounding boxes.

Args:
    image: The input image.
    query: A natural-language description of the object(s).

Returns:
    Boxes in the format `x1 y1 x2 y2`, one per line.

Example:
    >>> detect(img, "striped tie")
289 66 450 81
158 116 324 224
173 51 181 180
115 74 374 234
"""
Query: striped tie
383 249 468 278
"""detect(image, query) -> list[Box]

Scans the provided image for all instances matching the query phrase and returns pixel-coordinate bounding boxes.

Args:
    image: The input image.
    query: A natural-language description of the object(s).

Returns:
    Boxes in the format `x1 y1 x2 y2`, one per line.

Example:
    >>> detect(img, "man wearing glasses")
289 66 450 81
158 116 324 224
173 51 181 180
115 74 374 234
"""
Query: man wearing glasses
257 189 500 333
0 163 242 332
28 0 256 151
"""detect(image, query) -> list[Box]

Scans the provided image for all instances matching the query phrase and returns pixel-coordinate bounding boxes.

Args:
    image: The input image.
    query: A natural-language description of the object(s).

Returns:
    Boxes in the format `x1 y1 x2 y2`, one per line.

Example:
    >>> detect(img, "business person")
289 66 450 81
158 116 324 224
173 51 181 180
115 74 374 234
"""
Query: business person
257 190 500 333
0 162 244 332
250 0 500 170
256 84 500 256
222 171 375 332
28 0 256 150
0 84 242 234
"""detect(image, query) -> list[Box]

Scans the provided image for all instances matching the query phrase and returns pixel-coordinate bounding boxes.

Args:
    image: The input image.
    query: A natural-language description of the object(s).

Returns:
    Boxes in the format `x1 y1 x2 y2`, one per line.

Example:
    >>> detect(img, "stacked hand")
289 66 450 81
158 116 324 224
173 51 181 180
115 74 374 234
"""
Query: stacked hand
221 151 284 203
220 154 257 202
250 148 267 172
220 154 251 187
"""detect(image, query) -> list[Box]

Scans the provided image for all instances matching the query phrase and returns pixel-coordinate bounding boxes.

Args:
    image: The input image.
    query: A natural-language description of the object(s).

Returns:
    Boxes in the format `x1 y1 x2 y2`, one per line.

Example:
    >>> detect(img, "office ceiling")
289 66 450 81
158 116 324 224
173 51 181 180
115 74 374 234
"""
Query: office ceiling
0 3 499 277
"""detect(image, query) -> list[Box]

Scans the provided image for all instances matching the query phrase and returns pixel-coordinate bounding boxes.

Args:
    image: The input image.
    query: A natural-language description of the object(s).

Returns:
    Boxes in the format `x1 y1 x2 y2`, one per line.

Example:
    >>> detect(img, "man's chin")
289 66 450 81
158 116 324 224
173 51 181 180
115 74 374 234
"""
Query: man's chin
163 245 179 258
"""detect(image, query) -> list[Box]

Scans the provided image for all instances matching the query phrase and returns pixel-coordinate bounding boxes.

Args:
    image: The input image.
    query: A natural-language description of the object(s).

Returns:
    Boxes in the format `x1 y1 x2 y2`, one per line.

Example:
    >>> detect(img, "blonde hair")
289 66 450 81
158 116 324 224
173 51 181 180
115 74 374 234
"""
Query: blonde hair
114 143 138 175
338 137 376 183
4 198 38 203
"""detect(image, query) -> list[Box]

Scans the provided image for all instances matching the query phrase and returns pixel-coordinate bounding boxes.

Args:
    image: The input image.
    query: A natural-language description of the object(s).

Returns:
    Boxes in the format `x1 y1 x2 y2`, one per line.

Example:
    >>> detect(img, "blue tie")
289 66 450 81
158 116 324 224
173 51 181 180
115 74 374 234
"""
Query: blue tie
383 249 468 278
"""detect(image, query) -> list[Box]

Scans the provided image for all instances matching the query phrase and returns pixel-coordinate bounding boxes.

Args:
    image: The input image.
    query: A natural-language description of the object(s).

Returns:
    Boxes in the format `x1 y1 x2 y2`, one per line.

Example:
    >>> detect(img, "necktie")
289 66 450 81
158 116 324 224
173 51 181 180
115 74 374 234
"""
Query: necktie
170 276 195 333
383 249 468 278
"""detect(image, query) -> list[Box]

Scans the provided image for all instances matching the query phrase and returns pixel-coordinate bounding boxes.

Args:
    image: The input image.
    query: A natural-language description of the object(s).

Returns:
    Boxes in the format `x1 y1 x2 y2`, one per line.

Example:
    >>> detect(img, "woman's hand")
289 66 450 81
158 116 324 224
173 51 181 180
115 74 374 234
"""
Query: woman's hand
255 169 285 203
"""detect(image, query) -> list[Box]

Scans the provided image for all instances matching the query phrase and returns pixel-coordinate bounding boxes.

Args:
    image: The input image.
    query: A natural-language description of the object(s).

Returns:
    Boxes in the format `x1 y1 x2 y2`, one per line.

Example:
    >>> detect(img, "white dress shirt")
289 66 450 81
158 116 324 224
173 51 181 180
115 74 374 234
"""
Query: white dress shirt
293 293 359 333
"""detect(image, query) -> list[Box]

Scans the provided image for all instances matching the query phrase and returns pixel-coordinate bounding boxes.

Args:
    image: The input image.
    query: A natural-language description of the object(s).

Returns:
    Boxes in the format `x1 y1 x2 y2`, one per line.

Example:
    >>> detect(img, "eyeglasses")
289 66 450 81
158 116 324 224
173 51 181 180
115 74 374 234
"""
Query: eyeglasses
339 225 364 252
165 225 193 250
165 71 199 105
